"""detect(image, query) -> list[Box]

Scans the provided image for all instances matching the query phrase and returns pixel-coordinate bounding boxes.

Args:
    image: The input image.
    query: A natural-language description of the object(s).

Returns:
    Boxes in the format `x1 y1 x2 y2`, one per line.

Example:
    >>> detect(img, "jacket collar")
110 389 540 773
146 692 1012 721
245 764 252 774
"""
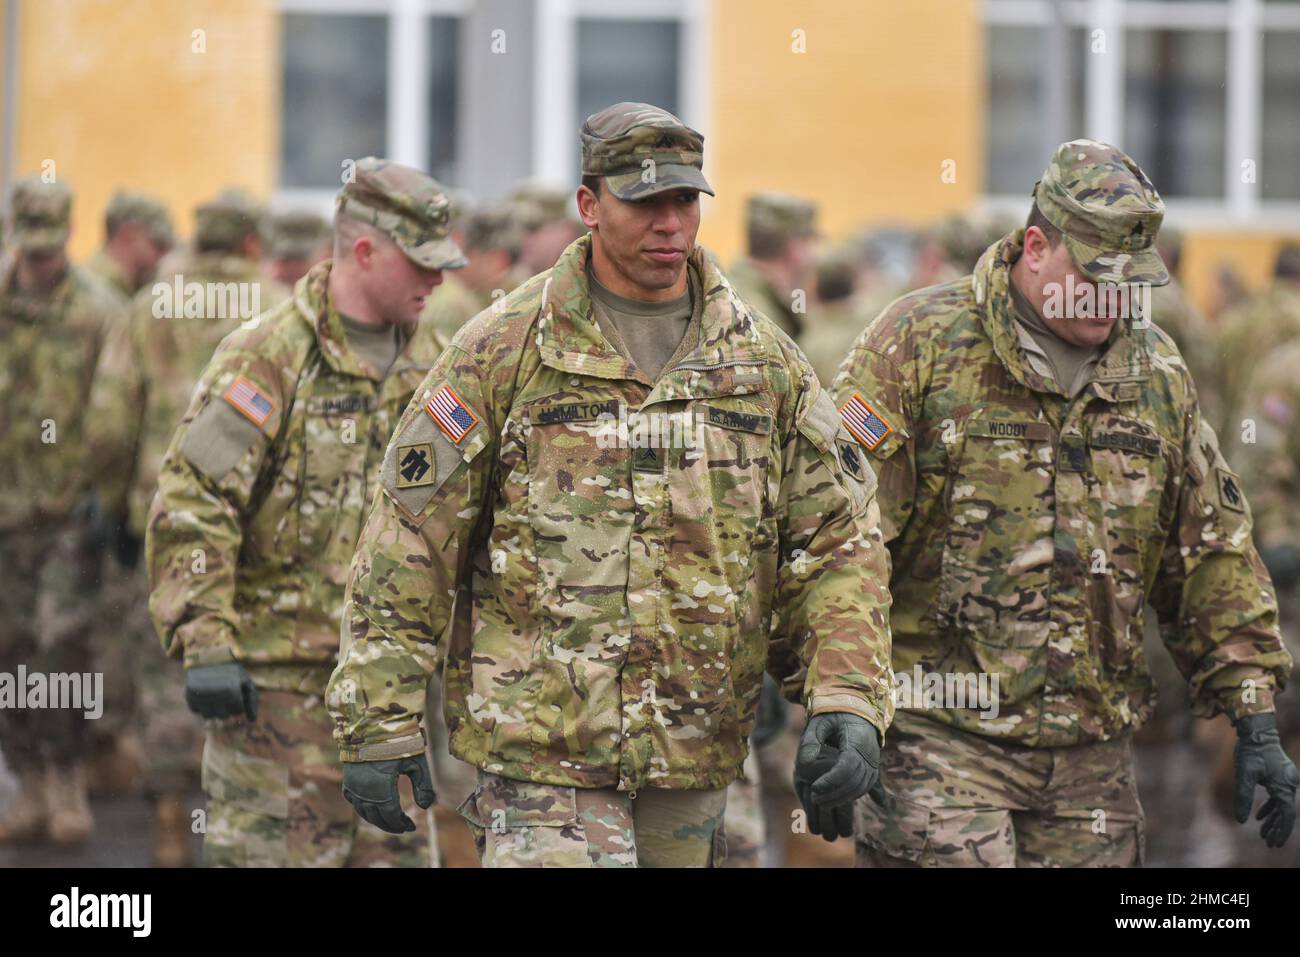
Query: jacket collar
536 233 769 388
293 258 412 382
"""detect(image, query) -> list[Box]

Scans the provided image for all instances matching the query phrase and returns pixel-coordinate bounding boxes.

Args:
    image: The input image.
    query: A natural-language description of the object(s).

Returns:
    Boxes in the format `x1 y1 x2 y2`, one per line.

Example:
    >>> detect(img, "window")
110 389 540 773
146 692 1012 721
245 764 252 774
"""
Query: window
280 13 388 189
984 0 1300 222
277 1 463 198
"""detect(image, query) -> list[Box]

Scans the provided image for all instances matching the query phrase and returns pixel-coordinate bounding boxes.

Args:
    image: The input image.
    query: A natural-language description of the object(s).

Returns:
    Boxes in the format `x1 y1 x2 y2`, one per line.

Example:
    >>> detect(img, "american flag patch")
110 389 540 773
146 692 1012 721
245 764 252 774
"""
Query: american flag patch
839 393 893 450
425 383 479 443
223 375 275 427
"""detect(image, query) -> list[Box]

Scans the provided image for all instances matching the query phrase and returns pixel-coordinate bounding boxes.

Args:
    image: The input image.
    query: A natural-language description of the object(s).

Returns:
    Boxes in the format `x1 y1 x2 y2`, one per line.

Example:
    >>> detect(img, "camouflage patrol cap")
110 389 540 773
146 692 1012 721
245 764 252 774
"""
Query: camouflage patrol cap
8 175 72 251
581 102 714 201
1033 140 1169 286
506 183 574 230
335 157 466 269
267 210 330 260
105 190 174 249
462 205 522 255
747 192 818 241
195 189 266 252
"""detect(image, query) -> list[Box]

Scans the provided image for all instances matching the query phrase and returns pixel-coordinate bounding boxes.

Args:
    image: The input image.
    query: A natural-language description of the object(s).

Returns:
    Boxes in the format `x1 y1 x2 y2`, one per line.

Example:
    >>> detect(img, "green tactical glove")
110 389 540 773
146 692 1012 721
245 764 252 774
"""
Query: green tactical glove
794 712 886 841
184 662 259 721
342 756 436 834
1233 713 1299 848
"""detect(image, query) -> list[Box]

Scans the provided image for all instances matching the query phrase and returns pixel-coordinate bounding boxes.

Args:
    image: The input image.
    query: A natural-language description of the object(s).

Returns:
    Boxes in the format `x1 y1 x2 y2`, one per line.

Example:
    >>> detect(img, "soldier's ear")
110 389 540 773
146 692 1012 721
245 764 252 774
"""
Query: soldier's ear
576 184 601 230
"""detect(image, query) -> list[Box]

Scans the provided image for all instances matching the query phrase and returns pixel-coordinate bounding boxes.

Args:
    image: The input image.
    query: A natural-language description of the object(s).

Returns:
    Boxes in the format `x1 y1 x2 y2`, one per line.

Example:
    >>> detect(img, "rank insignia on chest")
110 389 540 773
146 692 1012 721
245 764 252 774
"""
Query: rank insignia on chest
839 393 893 450
223 375 275 427
425 383 479 443
395 442 435 488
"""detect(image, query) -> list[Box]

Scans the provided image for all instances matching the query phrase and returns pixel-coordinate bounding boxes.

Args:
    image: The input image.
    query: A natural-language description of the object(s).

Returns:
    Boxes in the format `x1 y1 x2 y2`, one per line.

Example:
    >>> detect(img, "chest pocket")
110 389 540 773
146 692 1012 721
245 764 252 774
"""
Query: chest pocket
938 412 1056 645
524 391 632 648
297 390 375 569
1086 414 1175 608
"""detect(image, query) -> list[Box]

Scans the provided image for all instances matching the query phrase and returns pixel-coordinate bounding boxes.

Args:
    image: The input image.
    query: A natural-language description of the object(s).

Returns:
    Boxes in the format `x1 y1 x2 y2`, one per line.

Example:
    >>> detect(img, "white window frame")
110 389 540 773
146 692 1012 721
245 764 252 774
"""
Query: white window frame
532 0 711 192
982 0 1300 230
275 0 470 214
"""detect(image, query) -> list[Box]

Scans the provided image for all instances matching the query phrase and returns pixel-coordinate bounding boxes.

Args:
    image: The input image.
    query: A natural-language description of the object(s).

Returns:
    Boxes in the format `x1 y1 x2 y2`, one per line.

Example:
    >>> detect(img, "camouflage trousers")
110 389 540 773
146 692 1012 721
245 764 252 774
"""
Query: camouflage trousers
856 710 1144 868
202 685 435 867
93 562 203 794
721 748 765 867
458 771 728 867
0 524 99 770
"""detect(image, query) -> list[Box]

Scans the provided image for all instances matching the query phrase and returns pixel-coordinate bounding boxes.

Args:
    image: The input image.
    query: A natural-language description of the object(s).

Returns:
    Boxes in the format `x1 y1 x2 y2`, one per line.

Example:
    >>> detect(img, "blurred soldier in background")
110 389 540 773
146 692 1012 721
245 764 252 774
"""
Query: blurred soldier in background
86 190 290 865
506 182 584 286
728 192 818 341
801 245 865 387
0 175 125 846
83 190 175 301
145 158 457 867
1149 228 1224 433
263 210 331 288
1216 244 1300 452
421 204 520 351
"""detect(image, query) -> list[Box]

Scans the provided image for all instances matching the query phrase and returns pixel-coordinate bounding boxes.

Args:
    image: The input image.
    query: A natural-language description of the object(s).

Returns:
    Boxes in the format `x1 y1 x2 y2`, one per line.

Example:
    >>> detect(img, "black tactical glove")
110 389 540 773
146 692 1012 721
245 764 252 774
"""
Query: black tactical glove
1259 544 1300 592
1233 713 1299 848
184 662 259 721
342 756 436 834
794 712 886 841
751 674 791 750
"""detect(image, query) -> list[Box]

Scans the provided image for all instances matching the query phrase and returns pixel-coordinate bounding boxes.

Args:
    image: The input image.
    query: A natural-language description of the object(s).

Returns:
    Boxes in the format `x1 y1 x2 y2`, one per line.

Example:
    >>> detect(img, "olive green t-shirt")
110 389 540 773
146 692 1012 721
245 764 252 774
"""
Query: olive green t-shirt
340 313 404 381
588 262 700 383
1010 277 1104 399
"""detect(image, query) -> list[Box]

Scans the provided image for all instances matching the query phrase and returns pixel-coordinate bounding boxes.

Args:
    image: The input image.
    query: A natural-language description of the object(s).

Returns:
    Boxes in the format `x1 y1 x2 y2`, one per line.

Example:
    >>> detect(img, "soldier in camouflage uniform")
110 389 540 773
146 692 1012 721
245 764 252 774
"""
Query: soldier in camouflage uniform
83 190 175 302
1216 245 1300 452
728 193 819 342
504 182 584 287
87 191 291 864
421 205 522 352
145 159 462 867
835 141 1297 867
0 176 125 845
326 102 895 868
263 210 331 288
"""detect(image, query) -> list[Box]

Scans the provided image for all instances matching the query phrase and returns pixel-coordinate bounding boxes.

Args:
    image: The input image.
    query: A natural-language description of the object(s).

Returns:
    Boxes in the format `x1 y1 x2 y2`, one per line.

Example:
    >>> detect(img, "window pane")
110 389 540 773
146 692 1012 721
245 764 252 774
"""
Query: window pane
281 13 388 189
1123 30 1227 198
985 25 1086 195
576 19 681 172
1262 31 1300 200
428 16 461 185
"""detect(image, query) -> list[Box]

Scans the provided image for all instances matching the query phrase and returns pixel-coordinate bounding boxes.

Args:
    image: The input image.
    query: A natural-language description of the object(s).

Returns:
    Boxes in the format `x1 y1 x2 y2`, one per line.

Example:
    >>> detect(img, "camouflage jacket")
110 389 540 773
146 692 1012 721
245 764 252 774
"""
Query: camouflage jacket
421 271 490 352
82 248 135 301
728 257 803 340
327 234 894 791
146 260 441 686
1235 341 1300 557
0 259 123 529
90 253 289 537
832 230 1291 748
1216 282 1300 452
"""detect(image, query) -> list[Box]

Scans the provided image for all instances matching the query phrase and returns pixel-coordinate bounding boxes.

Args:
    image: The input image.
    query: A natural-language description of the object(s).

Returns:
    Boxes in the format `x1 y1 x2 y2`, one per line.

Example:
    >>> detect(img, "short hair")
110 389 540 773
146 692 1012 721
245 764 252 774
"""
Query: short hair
580 175 603 198
747 225 789 261
332 214 388 260
1024 202 1063 247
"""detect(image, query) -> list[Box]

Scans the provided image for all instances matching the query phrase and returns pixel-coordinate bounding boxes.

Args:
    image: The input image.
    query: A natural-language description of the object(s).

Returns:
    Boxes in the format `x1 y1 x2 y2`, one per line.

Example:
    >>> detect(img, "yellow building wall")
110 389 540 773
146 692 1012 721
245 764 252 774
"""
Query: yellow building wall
701 0 983 263
11 0 278 261
1182 232 1293 321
